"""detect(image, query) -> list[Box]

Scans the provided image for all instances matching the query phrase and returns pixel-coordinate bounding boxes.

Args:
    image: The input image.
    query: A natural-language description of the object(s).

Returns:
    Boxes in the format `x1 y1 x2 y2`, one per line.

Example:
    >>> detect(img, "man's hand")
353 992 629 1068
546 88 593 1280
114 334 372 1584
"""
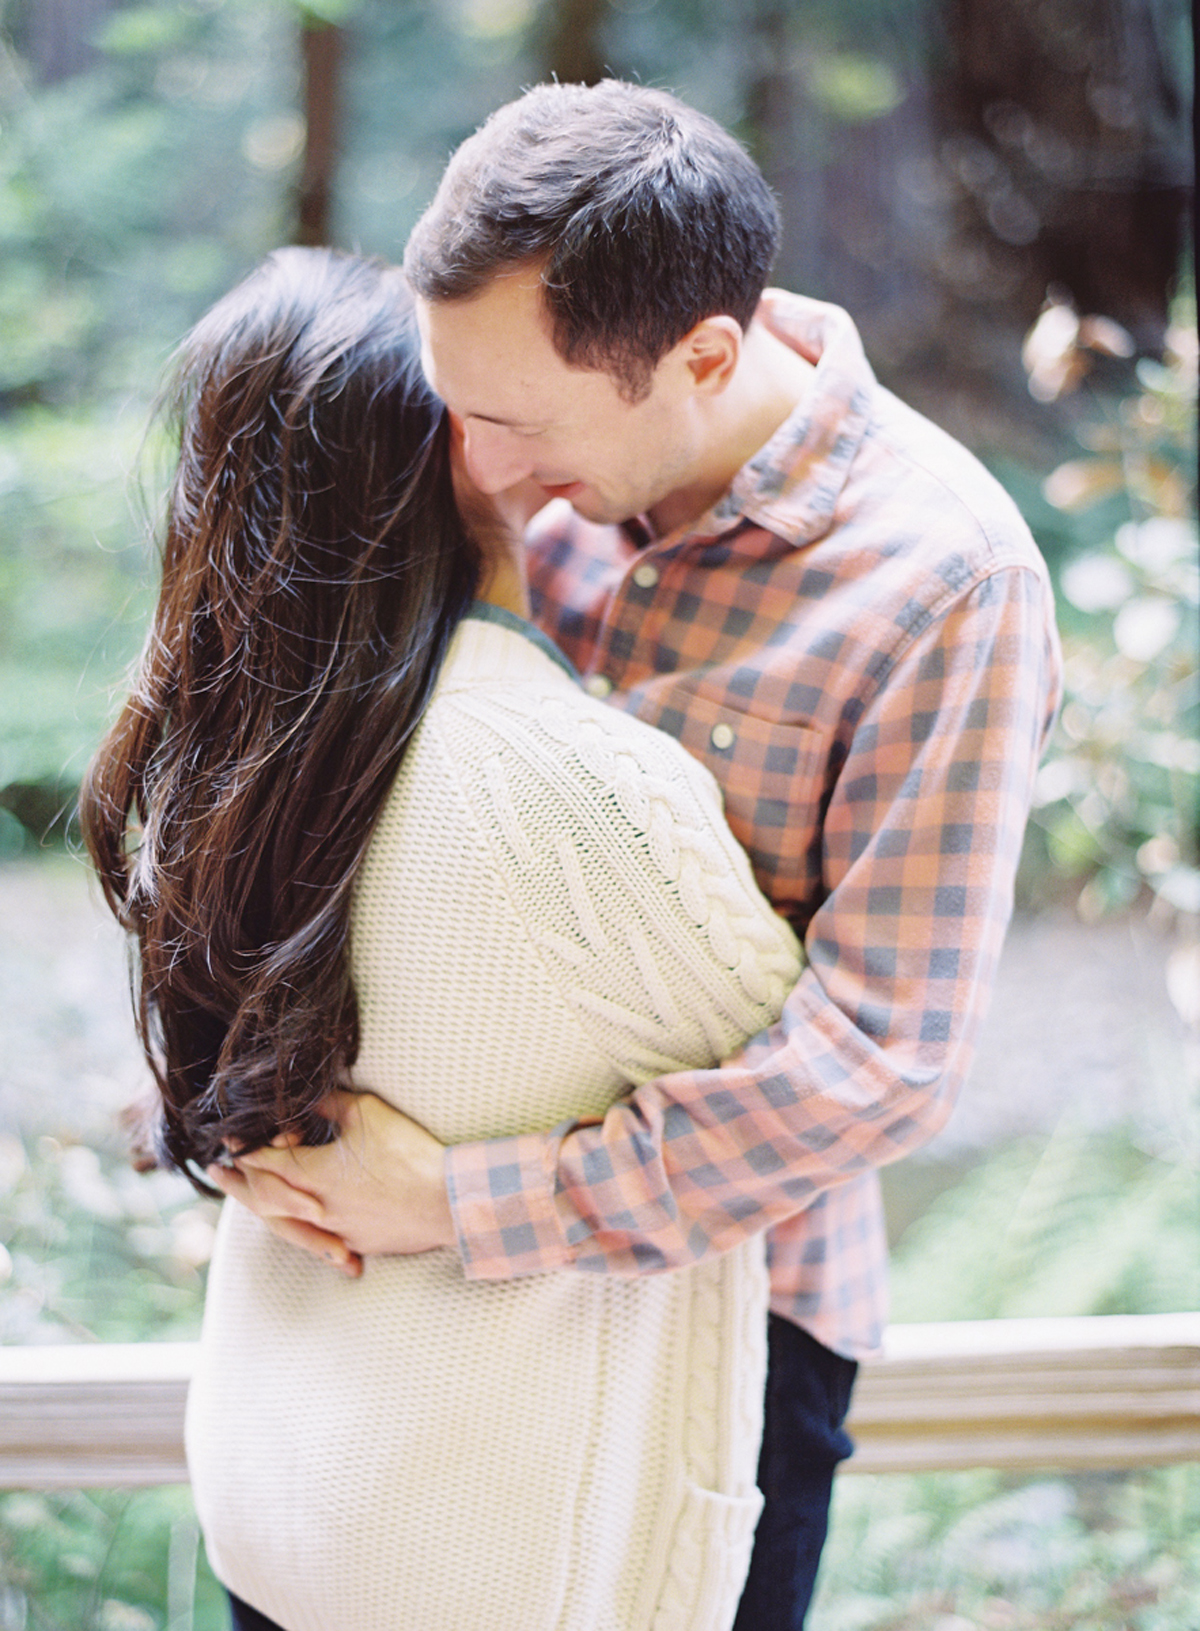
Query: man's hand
206 1090 456 1274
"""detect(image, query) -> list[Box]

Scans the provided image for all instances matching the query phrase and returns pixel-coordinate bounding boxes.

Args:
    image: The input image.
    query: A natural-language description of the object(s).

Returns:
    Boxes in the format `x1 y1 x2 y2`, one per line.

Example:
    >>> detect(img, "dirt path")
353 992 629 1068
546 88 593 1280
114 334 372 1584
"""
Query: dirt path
0 854 147 1147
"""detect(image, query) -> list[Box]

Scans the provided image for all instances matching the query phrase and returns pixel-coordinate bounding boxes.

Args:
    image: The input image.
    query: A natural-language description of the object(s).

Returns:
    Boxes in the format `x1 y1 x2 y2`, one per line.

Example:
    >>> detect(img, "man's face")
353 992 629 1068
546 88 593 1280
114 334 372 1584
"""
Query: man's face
415 269 702 527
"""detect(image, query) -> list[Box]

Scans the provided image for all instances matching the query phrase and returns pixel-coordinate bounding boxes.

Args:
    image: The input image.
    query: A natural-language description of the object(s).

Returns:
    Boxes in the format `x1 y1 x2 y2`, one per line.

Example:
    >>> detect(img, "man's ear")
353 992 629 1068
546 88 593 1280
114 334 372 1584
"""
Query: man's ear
681 315 742 394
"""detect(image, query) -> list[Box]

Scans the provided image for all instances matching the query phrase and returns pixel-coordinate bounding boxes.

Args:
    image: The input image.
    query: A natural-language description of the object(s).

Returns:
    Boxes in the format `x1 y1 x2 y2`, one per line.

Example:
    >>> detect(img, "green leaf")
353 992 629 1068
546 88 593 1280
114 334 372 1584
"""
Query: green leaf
95 5 196 56
805 54 905 122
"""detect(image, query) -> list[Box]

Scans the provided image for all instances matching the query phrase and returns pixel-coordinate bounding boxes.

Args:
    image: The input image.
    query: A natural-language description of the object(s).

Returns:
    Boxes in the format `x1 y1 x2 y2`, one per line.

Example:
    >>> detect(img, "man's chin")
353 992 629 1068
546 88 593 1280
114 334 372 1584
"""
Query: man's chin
557 489 636 528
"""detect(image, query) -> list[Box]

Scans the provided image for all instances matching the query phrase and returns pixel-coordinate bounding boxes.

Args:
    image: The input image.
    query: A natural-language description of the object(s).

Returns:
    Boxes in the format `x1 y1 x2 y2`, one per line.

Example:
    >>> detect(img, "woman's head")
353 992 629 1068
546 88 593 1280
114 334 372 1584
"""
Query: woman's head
169 248 455 641
81 248 482 1182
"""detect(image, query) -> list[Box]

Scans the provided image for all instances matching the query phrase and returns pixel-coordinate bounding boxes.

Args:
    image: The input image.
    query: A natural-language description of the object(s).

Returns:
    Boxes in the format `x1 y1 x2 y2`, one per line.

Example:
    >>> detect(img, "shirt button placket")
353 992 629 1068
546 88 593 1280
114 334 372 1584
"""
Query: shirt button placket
586 559 658 702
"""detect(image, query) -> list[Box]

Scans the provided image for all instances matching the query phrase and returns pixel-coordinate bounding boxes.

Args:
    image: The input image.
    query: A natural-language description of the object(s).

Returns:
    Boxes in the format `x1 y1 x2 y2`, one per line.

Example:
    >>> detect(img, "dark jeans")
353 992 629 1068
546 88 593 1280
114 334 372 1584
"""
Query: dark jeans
227 1594 285 1631
731 1315 858 1631
228 1315 856 1631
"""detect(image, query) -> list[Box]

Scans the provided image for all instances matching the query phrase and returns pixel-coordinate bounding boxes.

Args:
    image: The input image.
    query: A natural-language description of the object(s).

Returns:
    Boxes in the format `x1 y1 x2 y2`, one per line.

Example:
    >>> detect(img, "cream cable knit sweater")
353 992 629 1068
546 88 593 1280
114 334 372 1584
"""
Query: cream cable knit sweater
187 609 802 1631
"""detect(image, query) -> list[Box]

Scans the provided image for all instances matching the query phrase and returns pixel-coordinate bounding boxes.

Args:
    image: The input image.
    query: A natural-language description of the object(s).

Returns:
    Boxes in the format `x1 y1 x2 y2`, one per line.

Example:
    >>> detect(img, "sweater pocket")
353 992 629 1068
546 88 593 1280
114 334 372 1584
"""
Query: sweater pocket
645 1480 765 1631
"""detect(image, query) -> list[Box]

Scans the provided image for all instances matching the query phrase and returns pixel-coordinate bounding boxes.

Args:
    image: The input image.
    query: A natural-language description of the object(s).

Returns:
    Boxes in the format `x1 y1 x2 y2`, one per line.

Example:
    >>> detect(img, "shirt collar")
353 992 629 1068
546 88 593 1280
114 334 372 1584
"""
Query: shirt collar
625 293 877 554
463 600 581 682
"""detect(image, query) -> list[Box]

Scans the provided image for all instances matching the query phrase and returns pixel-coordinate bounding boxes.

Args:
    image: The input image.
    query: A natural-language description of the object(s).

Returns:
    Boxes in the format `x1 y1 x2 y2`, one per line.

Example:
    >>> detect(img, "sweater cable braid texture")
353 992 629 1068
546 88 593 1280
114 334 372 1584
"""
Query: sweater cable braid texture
186 614 801 1631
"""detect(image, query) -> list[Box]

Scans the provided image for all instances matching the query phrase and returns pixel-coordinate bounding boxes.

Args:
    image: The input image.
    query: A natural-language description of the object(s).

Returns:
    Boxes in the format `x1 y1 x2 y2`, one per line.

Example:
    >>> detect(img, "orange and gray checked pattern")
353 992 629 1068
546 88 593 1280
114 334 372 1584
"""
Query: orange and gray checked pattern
445 293 1063 1360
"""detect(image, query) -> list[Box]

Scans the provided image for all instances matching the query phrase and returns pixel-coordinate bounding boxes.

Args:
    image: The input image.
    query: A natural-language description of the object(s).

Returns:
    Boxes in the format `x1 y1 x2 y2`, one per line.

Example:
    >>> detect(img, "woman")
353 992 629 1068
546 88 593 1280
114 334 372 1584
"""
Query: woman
81 247 802 1631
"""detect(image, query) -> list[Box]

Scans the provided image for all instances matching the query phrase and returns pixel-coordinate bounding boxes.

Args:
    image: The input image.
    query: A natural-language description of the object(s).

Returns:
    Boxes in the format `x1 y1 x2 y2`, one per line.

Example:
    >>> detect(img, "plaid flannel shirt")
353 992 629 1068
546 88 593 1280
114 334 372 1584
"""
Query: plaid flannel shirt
444 292 1062 1359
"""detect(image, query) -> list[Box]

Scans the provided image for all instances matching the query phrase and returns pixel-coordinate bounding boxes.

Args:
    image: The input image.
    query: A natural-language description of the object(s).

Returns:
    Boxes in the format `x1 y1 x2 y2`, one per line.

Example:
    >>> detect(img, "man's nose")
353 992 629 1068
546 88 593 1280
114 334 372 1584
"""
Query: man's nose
461 420 535 495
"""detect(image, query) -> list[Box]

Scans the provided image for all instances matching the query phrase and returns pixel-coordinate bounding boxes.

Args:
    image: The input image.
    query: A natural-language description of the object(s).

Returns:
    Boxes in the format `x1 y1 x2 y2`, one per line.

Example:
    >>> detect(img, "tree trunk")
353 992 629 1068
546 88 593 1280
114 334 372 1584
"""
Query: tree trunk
740 0 1189 449
536 0 609 86
19 0 114 84
295 19 344 247
935 0 1192 344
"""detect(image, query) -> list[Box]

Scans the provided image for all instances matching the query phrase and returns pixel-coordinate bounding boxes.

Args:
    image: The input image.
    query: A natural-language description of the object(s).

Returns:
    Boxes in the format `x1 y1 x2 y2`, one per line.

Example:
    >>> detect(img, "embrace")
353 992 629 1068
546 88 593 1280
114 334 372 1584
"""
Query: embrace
82 80 1061 1631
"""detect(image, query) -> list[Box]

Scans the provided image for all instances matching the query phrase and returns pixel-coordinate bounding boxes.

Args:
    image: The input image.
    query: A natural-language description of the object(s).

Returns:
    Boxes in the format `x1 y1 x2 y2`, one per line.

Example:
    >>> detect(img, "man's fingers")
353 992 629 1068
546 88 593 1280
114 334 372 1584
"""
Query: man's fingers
236 1143 325 1187
240 1162 328 1224
208 1157 327 1225
319 1088 363 1127
206 1162 251 1204
205 1164 362 1277
259 1215 364 1277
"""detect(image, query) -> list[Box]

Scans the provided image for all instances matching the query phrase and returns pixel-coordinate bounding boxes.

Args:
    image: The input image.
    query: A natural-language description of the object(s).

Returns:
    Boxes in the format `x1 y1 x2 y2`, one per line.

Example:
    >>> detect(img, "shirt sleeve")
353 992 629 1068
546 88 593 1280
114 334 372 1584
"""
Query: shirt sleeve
445 562 1061 1279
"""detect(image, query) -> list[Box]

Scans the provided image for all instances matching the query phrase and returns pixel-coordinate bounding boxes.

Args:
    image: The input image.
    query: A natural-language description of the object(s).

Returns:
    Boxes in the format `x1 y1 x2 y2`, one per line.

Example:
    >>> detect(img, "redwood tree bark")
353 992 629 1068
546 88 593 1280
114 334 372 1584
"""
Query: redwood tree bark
536 0 609 86
935 0 1192 342
296 18 344 247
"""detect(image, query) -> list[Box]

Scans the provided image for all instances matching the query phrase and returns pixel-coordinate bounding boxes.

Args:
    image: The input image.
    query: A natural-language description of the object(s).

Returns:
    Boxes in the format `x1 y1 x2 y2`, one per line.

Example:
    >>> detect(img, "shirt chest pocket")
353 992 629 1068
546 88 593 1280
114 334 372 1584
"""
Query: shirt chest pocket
634 693 830 917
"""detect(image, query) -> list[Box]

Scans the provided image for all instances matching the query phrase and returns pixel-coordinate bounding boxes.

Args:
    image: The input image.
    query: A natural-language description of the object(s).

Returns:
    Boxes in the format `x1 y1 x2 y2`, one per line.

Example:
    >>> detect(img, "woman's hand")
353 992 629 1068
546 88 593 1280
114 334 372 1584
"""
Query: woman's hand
207 1090 455 1273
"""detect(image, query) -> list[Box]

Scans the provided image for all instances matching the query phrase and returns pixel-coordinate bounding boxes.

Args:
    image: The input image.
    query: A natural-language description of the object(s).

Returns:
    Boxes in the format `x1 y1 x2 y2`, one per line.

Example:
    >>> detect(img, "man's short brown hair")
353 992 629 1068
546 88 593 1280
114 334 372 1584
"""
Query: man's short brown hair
404 80 781 400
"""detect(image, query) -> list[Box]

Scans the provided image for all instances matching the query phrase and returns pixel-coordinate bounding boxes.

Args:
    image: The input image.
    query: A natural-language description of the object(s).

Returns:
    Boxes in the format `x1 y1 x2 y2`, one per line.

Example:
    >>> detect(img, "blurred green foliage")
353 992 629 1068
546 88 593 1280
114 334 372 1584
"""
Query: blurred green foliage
0 2 1195 1625
0 0 294 831
812 1462 1200 1630
1 1111 1196 1627
1 0 1195 892
815 1106 1200 1626
0 1487 225 1631
1 0 1194 907
0 1123 218 1627
889 1124 1198 1325
0 1130 211 1345
1017 303 1199 921
0 0 541 839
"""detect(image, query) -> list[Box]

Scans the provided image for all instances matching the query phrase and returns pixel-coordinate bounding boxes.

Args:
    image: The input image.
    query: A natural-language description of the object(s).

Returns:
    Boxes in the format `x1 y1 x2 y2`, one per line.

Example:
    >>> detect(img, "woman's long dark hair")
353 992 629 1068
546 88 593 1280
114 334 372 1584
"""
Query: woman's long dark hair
80 247 481 1187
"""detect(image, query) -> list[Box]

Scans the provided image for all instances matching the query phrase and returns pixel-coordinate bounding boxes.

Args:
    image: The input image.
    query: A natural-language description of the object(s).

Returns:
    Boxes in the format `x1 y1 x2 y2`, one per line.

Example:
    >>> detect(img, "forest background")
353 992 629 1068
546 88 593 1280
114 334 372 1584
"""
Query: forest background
0 1 1196 1628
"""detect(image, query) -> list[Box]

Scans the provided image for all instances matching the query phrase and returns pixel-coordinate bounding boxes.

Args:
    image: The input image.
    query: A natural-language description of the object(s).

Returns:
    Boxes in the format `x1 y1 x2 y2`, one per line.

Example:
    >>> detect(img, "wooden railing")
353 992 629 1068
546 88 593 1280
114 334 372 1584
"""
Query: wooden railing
846 1312 1200 1474
2 1312 1197 1489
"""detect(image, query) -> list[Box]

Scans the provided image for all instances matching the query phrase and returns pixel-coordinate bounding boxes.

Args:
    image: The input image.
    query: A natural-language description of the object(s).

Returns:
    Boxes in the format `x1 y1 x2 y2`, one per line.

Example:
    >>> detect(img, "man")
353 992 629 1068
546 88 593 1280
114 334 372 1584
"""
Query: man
215 80 1061 1625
